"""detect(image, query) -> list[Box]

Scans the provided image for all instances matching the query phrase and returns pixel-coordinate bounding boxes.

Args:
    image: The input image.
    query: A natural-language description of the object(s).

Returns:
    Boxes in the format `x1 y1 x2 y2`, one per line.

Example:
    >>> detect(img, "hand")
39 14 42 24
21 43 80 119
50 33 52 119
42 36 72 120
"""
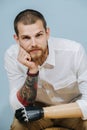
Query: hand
15 106 44 123
17 46 38 73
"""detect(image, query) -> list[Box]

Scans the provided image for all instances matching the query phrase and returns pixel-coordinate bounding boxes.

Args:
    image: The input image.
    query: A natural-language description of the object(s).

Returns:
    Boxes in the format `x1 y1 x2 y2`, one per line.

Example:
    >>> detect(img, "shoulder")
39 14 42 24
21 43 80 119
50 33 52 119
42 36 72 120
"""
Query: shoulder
5 44 19 60
49 37 83 52
4 44 19 69
4 44 28 74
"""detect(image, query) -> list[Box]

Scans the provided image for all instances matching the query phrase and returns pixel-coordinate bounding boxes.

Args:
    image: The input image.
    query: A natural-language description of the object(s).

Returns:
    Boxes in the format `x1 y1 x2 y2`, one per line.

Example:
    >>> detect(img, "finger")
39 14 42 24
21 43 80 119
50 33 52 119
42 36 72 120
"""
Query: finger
22 108 29 122
16 108 24 114
18 47 31 64
18 116 26 122
15 108 24 118
24 54 31 61
24 118 29 122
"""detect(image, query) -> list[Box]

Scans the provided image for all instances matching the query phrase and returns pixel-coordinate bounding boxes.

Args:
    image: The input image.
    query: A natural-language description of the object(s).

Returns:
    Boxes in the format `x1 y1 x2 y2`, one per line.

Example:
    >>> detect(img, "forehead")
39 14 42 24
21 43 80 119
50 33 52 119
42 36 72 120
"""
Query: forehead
17 20 45 36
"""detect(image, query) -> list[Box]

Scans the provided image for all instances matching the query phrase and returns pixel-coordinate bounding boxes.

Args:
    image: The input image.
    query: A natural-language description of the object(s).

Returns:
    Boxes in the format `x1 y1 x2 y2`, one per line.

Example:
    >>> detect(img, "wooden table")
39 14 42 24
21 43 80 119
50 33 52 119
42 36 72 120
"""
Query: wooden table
44 127 71 130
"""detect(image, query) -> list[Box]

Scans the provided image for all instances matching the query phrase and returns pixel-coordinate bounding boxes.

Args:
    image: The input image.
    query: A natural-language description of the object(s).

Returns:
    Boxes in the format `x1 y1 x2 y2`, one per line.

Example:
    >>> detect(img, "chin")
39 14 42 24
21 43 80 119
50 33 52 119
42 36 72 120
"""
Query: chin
31 53 42 59
31 55 40 61
32 55 43 64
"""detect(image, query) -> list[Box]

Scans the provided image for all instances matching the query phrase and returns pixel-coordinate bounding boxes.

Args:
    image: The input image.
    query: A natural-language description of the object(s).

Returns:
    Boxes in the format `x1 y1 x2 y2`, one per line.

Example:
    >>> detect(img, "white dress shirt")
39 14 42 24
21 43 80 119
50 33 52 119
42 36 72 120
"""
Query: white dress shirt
4 37 87 120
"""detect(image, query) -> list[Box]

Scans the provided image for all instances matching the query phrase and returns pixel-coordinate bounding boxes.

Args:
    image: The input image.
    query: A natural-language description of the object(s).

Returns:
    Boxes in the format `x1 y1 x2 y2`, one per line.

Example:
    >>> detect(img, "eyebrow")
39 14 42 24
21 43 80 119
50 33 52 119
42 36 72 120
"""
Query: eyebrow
36 30 44 34
21 30 45 38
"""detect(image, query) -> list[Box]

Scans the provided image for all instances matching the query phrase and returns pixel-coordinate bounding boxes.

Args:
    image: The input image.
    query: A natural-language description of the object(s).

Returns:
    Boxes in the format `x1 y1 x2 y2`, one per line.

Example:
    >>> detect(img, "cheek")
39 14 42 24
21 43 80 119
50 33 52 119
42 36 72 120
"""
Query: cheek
40 38 47 46
42 41 48 50
20 43 30 51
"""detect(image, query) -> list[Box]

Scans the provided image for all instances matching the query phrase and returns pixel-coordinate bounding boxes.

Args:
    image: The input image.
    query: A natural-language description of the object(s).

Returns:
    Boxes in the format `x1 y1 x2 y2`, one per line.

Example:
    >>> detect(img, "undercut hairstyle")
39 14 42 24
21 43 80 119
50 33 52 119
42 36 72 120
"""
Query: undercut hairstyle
14 9 47 36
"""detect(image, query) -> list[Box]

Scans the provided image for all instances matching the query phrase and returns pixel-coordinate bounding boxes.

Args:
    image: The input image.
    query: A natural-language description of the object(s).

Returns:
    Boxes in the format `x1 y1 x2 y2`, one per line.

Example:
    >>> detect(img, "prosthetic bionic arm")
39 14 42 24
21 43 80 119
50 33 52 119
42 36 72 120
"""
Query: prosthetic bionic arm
15 102 82 122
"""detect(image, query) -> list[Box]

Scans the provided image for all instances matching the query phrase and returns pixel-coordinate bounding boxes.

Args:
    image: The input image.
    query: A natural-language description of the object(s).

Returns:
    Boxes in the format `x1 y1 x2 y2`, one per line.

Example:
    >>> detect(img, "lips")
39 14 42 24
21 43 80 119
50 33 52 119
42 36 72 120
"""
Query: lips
29 49 41 53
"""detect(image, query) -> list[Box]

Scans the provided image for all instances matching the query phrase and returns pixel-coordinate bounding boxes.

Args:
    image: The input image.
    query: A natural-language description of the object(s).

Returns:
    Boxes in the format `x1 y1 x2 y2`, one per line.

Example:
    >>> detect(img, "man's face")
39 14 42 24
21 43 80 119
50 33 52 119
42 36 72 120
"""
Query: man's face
14 20 50 64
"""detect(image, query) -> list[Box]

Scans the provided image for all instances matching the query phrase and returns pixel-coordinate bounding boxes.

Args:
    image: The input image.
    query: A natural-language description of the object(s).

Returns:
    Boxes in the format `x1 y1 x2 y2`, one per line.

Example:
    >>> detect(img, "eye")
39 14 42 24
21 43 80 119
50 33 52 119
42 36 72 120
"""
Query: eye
23 36 30 40
36 33 43 38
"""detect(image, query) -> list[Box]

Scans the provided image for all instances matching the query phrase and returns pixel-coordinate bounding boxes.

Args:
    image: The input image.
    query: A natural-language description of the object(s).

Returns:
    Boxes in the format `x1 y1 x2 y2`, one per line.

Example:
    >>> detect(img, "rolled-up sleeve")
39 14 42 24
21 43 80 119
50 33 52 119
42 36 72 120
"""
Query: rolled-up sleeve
4 48 27 111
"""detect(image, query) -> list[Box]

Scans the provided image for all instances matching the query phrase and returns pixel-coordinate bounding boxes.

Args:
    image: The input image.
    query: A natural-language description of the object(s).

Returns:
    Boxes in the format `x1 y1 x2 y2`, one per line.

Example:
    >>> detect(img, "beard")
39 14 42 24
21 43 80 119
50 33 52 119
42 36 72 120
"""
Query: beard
29 45 48 65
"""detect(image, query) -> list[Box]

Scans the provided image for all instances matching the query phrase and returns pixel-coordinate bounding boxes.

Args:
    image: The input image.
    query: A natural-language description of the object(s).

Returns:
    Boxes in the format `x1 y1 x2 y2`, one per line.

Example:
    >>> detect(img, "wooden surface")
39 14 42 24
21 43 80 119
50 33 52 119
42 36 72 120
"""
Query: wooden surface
44 127 70 130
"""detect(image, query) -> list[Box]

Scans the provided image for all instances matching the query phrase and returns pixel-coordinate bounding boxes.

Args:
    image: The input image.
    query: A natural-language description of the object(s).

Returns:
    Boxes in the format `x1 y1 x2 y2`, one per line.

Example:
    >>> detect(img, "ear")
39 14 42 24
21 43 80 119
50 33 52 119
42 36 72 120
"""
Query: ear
46 27 50 39
13 34 19 44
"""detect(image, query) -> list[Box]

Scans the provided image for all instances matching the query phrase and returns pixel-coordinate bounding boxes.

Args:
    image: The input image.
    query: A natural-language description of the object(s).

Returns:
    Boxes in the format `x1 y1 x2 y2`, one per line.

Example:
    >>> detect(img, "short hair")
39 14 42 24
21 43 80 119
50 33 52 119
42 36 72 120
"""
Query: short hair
14 9 47 35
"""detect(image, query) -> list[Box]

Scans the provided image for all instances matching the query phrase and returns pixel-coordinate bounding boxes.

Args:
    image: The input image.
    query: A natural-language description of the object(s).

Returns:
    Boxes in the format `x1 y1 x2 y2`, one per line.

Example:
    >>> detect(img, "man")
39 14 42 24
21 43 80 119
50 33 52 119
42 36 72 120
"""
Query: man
4 9 87 130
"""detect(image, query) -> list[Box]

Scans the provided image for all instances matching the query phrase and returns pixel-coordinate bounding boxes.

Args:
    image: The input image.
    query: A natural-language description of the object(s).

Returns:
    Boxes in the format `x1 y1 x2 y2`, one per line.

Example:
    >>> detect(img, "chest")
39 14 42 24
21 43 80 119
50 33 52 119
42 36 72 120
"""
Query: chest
36 66 80 105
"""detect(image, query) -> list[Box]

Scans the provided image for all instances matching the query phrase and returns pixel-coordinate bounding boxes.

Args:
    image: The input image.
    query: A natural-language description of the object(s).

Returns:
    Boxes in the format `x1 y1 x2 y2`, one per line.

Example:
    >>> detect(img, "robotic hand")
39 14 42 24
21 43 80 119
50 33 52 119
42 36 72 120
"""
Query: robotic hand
15 106 44 123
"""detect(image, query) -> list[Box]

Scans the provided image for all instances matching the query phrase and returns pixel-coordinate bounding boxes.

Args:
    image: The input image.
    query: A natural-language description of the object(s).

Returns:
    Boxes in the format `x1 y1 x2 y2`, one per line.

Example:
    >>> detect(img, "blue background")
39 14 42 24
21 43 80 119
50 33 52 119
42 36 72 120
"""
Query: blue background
0 0 87 129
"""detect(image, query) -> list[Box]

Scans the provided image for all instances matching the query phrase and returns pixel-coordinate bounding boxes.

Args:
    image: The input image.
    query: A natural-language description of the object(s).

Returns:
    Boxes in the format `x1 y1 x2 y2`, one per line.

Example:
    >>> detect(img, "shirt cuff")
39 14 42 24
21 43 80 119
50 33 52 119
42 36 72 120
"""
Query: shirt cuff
76 99 87 120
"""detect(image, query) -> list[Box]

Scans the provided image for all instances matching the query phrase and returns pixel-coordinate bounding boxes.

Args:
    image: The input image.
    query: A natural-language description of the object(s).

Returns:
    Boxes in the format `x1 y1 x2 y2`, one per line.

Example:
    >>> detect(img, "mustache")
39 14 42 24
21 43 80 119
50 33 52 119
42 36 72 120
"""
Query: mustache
28 46 42 52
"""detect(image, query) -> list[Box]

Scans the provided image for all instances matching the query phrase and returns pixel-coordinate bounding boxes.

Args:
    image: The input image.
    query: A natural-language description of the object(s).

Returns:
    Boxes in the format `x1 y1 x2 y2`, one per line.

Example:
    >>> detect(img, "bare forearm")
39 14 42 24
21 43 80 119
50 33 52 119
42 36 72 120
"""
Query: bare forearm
43 102 82 119
17 71 39 106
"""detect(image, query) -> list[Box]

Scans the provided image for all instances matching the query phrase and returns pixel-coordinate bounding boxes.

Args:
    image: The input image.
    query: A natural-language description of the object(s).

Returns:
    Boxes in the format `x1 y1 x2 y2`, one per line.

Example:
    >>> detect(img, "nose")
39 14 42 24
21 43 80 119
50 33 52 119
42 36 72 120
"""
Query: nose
31 38 37 46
